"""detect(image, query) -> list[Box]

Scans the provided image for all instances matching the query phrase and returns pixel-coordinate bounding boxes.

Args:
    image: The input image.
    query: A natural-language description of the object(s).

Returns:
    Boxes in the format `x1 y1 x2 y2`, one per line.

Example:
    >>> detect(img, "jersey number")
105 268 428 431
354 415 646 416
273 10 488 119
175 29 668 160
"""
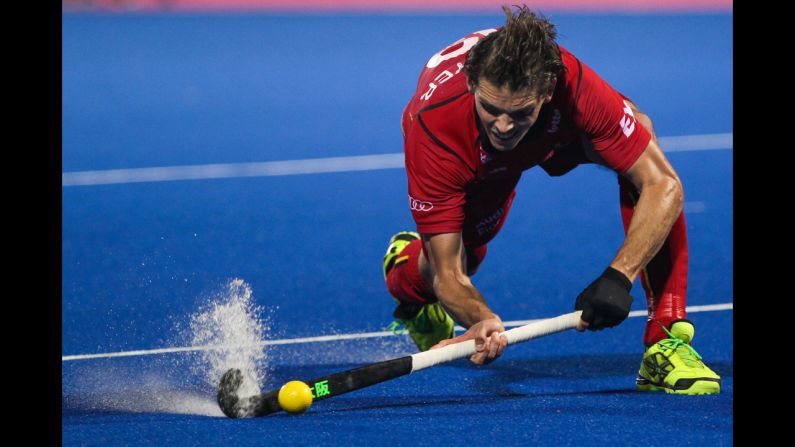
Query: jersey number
420 29 497 101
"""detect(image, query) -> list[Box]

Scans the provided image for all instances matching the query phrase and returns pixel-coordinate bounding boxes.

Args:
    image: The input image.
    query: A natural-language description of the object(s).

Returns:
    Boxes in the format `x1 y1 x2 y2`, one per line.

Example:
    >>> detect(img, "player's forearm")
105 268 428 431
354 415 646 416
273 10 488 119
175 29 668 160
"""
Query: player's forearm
610 177 683 282
432 273 499 328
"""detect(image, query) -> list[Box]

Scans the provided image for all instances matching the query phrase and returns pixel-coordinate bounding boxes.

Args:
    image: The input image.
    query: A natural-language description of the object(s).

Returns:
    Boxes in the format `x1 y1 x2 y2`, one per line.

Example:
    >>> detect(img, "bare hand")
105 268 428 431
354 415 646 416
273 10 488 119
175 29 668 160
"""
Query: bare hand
430 317 508 365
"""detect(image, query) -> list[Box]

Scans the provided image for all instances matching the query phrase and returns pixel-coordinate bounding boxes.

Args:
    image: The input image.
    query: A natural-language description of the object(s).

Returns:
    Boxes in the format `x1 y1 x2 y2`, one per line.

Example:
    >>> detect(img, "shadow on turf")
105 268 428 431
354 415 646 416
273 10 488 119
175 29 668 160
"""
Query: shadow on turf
451 353 733 377
457 353 732 398
308 388 638 415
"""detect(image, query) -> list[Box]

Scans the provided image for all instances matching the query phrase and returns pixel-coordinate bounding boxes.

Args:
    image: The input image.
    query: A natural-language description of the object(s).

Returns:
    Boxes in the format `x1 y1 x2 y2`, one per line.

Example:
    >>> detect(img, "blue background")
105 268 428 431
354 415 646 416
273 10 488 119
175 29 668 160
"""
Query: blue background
62 12 732 446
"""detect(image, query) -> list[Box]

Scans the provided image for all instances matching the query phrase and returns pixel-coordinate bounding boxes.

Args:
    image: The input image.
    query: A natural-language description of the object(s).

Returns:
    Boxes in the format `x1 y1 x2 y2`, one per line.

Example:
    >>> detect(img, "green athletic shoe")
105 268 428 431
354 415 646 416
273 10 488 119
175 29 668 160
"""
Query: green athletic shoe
383 231 420 280
387 302 455 352
636 320 721 395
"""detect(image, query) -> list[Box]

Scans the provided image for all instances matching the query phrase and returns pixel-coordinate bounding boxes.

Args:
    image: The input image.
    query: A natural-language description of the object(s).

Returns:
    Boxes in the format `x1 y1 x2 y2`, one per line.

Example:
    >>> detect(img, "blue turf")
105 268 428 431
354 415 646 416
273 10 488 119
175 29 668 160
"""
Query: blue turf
62 12 733 446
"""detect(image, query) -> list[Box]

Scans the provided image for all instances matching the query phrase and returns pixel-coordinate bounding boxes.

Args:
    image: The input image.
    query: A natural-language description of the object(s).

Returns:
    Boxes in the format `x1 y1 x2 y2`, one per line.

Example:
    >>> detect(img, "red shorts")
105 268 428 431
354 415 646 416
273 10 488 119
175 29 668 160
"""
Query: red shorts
385 238 488 305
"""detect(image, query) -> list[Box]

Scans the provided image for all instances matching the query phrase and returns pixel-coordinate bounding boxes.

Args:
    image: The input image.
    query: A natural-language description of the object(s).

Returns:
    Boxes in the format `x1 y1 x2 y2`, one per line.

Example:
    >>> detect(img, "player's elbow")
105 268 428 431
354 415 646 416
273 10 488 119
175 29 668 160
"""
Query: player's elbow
628 103 655 138
660 175 684 216
636 112 655 137
672 177 685 215
432 269 473 297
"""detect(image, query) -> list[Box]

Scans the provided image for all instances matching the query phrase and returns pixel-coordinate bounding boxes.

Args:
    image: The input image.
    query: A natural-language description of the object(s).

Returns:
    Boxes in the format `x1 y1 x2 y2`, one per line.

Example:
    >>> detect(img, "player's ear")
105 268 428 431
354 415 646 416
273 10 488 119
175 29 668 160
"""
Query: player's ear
467 81 477 94
542 78 557 103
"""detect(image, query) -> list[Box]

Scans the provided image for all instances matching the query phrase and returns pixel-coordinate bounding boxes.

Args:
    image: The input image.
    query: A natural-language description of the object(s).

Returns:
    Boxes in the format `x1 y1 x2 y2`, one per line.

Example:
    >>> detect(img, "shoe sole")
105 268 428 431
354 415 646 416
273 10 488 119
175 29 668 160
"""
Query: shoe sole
636 377 721 395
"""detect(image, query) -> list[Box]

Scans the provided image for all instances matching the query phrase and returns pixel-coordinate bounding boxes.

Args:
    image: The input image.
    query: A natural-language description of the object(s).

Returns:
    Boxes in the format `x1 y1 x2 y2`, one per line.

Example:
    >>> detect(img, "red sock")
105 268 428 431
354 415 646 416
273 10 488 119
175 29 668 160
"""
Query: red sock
618 176 688 346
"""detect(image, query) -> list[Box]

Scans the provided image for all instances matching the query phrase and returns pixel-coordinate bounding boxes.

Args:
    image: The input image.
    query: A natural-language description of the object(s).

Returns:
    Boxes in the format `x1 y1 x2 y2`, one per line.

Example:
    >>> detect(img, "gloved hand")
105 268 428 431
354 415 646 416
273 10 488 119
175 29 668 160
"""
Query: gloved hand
575 267 633 331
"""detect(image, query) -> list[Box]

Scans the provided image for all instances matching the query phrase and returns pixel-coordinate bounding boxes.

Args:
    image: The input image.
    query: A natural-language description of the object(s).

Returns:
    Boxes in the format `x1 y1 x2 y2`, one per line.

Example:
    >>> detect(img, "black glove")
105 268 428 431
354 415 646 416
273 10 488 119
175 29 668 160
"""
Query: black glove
575 267 633 330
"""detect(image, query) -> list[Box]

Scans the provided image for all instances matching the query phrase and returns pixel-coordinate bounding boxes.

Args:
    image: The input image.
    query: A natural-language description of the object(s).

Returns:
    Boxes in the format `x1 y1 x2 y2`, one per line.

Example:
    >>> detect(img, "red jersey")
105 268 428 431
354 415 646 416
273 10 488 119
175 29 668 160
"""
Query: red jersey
401 28 651 246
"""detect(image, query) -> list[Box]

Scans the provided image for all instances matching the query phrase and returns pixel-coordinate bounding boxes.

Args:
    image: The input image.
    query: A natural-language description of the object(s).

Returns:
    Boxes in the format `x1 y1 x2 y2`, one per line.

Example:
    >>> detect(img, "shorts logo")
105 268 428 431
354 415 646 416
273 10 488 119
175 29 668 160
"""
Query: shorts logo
409 195 434 212
476 207 505 236
620 100 636 138
547 108 561 134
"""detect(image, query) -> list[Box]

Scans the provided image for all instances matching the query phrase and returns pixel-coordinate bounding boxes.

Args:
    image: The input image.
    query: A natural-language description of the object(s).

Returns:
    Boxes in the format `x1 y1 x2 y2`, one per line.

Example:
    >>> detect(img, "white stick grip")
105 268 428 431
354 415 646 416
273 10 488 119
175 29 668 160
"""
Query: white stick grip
410 311 582 372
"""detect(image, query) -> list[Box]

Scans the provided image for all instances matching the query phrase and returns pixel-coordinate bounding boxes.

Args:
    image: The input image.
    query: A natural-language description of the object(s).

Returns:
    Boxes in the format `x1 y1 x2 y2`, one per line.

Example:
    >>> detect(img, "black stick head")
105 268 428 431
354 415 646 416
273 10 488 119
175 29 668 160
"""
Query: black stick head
217 368 244 418
217 368 281 418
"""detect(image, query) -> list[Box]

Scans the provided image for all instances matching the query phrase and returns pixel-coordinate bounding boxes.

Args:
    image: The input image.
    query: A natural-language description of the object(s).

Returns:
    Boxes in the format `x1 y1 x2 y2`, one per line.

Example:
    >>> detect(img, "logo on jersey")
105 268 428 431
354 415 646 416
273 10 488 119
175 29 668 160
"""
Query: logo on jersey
476 206 505 236
409 195 434 212
479 148 491 164
547 108 561 134
620 100 636 138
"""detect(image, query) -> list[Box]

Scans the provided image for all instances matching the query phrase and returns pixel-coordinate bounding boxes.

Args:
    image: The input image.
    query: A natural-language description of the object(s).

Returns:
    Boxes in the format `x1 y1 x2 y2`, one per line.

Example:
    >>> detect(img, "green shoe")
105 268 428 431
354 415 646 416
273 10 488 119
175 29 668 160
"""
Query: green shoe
388 302 455 352
383 231 420 279
636 320 721 395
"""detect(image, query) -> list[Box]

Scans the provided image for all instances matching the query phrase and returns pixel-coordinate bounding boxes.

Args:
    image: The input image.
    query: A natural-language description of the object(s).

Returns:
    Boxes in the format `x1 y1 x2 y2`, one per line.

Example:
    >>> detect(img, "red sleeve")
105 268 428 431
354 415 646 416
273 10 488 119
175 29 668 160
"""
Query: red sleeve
572 60 651 173
406 138 470 235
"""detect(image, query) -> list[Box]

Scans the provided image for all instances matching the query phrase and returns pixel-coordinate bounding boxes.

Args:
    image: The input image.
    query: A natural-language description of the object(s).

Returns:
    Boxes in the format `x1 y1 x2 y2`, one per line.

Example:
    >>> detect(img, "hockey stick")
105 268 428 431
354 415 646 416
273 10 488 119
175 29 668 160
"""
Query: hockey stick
217 310 582 418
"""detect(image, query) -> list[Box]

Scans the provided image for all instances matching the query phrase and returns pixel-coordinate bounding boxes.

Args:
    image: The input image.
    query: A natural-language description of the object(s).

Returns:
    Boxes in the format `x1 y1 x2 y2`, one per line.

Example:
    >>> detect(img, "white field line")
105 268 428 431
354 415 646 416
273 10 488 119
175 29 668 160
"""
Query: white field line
62 301 732 361
657 133 733 153
62 132 732 187
683 201 707 214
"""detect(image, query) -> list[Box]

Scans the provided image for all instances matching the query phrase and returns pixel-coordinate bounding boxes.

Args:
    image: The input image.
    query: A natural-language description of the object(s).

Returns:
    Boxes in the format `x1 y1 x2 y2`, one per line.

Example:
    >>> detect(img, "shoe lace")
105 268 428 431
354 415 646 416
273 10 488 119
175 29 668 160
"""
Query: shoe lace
386 320 407 336
657 324 703 367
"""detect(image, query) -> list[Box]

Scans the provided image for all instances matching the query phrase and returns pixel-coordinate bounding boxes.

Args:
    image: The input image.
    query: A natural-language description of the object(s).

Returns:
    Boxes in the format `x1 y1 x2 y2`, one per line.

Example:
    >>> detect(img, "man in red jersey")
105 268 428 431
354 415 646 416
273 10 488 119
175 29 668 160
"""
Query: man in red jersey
382 5 720 395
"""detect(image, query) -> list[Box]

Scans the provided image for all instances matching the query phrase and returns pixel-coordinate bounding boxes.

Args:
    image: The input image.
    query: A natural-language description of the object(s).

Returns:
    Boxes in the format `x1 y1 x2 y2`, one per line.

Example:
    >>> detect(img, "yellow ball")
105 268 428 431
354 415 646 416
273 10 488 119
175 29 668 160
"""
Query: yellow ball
278 380 314 414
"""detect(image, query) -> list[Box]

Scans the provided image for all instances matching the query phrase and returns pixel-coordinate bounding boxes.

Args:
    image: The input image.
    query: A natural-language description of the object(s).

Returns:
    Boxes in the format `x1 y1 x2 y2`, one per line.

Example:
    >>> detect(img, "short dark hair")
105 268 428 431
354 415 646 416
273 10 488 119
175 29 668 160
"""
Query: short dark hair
464 5 565 94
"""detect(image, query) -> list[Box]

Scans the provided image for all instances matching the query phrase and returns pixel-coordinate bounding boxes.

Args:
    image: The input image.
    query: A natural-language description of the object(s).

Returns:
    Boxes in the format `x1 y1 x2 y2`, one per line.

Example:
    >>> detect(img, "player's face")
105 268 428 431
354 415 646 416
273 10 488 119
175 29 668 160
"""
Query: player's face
471 79 554 151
